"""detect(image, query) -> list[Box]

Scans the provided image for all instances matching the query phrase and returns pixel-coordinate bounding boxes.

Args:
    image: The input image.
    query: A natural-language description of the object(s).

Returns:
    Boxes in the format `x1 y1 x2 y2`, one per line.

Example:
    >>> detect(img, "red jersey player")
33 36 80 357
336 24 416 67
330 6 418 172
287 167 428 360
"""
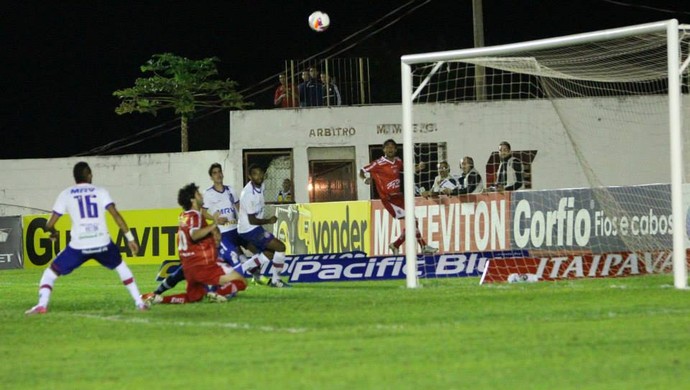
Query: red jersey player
143 183 246 305
360 139 437 255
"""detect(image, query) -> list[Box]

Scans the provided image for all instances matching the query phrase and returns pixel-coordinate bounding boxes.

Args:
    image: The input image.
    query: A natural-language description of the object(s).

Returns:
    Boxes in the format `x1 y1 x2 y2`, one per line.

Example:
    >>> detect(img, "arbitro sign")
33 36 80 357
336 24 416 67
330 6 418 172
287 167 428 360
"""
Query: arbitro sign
308 126 356 138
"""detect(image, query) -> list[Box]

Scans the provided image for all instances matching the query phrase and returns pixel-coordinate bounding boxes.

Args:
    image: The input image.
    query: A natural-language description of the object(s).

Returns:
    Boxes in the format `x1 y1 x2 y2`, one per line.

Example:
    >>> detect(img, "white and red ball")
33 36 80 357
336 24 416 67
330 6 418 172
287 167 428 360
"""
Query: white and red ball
309 11 330 32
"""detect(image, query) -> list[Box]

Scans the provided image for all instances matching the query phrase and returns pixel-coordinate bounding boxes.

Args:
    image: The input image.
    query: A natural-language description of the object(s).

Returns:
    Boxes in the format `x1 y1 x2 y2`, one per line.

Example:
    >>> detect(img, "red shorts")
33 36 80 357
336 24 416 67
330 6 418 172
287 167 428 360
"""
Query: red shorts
382 195 405 219
183 262 226 302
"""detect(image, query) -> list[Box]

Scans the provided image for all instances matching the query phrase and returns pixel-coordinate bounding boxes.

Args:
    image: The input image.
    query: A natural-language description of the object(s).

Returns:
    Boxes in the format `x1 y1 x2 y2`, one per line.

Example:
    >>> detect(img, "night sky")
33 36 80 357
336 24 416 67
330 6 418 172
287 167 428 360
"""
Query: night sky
2 0 688 159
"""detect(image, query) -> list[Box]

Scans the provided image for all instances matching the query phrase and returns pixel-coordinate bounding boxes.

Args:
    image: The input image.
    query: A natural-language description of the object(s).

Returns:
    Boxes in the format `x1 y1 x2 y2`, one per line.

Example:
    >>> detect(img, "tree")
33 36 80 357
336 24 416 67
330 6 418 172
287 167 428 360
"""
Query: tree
113 53 250 152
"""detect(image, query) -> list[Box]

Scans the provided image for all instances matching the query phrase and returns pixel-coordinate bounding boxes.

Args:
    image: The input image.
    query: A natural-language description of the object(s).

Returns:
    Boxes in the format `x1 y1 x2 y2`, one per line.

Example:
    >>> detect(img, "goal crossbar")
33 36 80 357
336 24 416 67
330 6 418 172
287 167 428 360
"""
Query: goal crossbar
402 20 678 65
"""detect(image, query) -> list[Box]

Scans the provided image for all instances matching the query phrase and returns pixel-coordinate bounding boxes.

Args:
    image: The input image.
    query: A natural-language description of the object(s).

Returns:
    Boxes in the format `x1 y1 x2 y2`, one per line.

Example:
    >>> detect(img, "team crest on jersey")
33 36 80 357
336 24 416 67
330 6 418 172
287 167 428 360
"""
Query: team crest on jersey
386 179 400 190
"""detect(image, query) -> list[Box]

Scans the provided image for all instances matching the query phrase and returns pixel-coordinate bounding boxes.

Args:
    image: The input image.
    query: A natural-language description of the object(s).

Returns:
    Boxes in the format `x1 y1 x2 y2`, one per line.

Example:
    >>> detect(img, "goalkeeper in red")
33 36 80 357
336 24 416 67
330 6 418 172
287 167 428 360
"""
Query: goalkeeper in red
360 139 437 255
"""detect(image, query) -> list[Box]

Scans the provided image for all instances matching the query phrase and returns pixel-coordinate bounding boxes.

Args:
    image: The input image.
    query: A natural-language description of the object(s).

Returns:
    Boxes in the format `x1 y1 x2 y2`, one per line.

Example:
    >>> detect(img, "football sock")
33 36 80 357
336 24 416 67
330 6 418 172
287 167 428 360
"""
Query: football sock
155 267 185 294
416 230 427 247
235 253 248 268
37 267 58 308
393 232 405 248
115 262 144 306
414 219 428 247
161 294 188 304
155 279 174 295
236 254 263 274
256 252 272 276
393 225 427 249
272 252 286 283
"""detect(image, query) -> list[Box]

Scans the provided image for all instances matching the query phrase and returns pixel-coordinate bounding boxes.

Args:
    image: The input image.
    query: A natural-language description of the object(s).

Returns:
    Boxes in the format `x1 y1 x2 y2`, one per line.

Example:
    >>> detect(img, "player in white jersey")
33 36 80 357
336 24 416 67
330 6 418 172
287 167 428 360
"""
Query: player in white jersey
202 163 243 266
237 164 290 287
25 162 148 315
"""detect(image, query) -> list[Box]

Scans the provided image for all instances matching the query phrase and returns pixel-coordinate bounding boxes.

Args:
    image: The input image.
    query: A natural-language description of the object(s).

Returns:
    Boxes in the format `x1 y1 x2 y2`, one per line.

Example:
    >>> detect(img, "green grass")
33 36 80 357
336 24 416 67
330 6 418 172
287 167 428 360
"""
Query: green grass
2 265 689 389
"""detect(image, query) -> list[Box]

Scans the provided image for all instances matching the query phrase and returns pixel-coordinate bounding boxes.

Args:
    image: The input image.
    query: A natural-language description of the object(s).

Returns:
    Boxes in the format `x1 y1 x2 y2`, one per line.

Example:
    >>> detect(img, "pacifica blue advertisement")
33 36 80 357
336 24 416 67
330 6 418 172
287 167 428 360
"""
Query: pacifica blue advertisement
156 251 528 283
266 250 528 282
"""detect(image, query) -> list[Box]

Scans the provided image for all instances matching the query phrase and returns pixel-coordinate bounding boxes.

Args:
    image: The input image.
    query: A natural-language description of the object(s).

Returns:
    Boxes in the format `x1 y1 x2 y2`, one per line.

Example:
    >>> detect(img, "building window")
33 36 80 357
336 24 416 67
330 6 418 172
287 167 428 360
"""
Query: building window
243 149 293 203
308 160 357 203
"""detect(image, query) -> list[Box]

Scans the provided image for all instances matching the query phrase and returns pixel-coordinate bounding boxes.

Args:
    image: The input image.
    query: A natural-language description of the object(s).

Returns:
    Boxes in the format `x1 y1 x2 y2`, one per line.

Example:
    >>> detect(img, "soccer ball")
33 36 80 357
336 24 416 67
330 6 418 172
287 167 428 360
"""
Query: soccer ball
309 11 330 32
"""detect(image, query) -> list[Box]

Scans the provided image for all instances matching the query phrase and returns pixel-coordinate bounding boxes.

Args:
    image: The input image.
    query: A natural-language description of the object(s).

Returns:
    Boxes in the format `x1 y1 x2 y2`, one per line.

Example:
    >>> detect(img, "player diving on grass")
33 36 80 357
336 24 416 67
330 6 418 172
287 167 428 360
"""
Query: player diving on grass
360 139 438 255
142 183 247 305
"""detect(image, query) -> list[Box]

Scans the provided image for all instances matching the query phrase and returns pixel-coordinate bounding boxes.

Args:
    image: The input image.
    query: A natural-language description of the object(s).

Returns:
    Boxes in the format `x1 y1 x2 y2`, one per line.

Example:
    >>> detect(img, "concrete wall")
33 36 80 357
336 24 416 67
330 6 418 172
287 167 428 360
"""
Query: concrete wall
1 97 684 215
229 97 681 202
0 151 229 216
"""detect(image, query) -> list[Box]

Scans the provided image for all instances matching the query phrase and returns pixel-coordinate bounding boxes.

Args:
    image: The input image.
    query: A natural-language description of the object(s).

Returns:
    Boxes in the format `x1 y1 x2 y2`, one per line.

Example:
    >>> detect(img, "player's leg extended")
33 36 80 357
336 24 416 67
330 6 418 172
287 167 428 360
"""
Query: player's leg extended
395 217 437 254
245 226 290 287
238 228 274 285
96 242 147 310
25 264 59 315
216 266 247 298
157 265 185 294
387 198 407 253
192 263 239 303
266 237 289 286
233 236 266 283
26 247 86 315
150 268 211 304
388 197 437 254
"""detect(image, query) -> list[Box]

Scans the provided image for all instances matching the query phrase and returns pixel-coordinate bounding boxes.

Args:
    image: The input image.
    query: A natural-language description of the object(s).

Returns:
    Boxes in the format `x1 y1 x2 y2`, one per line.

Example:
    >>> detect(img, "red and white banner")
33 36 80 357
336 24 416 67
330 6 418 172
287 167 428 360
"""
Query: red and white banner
370 193 512 255
481 250 690 284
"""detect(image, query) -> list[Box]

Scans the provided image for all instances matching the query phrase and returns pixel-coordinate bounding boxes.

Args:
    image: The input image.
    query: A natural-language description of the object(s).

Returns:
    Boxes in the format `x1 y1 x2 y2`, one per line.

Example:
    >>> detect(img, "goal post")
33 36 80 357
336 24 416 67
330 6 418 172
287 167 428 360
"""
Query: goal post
667 21 686 289
400 64 418 288
400 19 689 289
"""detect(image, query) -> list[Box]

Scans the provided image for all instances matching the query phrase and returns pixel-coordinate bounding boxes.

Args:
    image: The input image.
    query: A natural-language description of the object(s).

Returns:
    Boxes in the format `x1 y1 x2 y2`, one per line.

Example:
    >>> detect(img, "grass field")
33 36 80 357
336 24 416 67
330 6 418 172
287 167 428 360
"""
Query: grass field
2 264 689 389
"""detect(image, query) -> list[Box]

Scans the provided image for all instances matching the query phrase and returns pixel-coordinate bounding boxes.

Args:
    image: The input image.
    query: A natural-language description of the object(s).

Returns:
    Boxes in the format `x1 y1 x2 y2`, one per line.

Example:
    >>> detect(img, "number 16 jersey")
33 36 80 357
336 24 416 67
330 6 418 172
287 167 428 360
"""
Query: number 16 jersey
52 183 115 250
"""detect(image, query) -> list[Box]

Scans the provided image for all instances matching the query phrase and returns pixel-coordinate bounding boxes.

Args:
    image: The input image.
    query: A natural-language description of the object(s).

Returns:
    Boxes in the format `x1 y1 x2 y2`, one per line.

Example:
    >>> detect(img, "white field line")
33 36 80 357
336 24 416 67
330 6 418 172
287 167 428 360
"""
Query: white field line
65 313 408 333
66 313 308 334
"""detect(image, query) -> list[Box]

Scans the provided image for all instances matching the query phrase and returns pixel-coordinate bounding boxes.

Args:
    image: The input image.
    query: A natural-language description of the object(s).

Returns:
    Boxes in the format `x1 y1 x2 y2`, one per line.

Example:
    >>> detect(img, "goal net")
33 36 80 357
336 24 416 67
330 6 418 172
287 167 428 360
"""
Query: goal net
400 19 690 288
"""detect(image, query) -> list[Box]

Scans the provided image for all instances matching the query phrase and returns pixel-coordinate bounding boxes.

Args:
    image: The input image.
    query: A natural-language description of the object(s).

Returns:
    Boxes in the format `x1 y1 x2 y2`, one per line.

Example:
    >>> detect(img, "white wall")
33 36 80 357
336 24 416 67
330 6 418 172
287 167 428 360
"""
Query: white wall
0 151 229 216
1 97 684 215
229 97 681 202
